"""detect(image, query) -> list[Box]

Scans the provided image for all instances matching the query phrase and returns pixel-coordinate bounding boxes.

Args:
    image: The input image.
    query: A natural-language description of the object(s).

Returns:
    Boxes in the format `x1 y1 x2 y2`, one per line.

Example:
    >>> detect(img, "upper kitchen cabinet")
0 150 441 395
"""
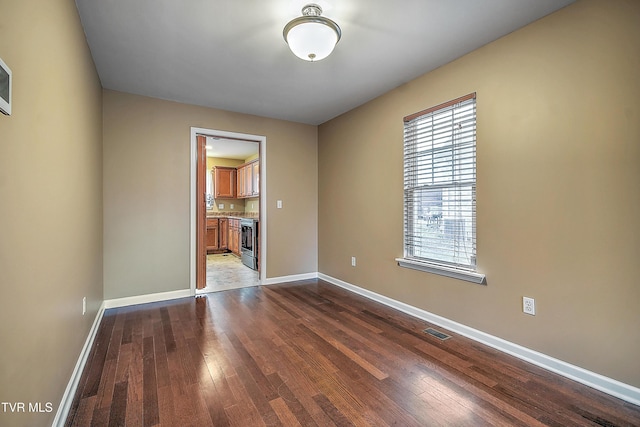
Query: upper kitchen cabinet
214 166 236 199
236 159 259 199
252 161 259 197
237 164 245 198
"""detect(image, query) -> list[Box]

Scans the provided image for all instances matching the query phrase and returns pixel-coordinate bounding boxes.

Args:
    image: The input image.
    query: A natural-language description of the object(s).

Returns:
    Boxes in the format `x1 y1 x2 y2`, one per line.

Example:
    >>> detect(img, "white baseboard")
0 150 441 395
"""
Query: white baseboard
103 288 192 309
52 302 106 427
318 273 640 407
262 272 318 286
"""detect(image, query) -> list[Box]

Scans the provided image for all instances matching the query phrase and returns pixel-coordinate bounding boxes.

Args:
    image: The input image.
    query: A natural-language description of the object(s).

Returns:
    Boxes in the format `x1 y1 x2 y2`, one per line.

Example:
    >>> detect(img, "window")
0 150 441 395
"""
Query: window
206 168 213 209
396 93 485 284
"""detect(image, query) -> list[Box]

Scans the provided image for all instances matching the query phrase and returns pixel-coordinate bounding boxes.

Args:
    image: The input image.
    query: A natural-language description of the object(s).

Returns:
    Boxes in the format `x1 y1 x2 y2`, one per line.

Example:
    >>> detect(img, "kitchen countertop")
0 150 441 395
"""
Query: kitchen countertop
207 212 259 220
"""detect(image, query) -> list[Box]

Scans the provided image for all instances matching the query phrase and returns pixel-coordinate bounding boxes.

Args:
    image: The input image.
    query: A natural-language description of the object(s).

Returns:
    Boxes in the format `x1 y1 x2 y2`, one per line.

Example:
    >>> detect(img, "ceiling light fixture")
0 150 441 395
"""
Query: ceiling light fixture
283 4 341 62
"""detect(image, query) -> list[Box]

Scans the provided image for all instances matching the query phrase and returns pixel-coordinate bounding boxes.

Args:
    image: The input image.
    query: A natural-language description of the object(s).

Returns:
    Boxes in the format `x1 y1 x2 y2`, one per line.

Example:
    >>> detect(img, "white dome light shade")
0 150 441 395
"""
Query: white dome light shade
283 4 341 62
286 21 339 61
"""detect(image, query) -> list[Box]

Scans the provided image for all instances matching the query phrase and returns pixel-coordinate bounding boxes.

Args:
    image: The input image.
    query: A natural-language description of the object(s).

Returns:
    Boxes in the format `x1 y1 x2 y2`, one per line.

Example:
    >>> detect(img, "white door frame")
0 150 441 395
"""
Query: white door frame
189 127 267 295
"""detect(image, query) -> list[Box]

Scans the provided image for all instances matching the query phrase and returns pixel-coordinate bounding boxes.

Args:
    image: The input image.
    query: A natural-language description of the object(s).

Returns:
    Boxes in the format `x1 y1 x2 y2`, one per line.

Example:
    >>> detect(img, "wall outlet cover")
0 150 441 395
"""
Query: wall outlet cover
523 296 535 315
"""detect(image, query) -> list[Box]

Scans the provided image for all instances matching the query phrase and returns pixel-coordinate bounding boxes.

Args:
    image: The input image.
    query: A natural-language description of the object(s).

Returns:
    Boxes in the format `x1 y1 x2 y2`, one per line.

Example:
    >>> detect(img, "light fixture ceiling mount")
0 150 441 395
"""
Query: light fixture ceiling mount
283 3 341 62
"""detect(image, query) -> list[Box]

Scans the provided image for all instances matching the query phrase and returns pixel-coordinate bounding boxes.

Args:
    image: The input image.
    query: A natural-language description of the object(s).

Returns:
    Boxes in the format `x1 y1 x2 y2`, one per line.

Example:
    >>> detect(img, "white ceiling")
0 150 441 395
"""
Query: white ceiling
75 0 575 125
206 137 259 159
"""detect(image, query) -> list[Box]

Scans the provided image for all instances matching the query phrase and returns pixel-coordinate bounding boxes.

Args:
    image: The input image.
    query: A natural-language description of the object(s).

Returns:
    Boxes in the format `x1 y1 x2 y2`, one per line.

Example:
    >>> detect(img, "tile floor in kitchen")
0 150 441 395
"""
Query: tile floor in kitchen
203 252 259 293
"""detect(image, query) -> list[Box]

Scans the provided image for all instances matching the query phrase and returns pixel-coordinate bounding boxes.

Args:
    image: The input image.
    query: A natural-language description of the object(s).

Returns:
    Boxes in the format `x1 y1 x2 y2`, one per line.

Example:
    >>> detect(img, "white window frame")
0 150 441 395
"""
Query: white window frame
396 93 485 284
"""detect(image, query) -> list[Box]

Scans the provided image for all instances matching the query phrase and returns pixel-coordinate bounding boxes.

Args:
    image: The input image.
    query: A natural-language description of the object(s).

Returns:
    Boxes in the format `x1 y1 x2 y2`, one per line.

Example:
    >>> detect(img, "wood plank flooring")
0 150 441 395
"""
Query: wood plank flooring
65 279 640 426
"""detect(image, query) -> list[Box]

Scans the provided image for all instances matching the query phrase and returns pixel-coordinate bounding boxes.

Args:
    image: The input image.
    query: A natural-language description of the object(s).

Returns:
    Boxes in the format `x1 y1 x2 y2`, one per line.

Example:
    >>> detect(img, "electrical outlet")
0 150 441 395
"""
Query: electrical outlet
351 256 356 267
82 297 86 315
277 200 283 209
230 204 234 209
523 297 535 315
218 203 224 209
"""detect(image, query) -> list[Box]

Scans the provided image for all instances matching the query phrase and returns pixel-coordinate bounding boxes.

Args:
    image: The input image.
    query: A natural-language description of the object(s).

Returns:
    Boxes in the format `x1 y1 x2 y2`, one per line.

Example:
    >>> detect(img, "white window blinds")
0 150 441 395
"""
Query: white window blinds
402 93 477 273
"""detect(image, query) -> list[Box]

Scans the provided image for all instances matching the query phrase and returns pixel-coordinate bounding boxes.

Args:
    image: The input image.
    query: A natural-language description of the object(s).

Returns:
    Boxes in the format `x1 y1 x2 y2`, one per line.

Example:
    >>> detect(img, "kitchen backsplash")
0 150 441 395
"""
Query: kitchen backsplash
207 198 259 214
244 197 259 213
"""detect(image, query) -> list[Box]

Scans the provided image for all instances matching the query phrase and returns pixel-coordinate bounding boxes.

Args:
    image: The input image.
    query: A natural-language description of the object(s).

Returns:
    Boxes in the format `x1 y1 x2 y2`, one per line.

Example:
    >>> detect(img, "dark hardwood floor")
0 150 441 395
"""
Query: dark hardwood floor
65 279 640 426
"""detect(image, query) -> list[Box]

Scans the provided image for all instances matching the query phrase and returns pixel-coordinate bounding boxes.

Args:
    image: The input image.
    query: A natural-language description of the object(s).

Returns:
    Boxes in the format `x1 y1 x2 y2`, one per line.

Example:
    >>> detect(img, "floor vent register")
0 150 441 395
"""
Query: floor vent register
423 327 452 341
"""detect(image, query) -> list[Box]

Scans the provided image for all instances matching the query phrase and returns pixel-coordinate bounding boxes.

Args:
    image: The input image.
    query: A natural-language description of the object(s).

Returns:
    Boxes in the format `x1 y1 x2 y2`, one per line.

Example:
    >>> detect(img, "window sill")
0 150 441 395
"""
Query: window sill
395 258 486 284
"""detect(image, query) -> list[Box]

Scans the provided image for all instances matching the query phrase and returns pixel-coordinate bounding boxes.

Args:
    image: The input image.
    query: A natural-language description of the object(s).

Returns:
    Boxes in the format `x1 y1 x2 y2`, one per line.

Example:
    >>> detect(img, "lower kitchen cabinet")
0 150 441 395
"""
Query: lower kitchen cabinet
208 217 243 256
219 218 228 250
228 218 241 256
206 218 219 253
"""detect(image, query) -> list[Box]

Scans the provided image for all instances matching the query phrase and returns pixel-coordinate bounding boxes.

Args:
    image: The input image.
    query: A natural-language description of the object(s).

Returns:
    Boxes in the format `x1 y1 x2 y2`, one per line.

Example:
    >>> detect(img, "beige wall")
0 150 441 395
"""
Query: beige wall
318 0 640 388
103 90 317 299
0 0 103 425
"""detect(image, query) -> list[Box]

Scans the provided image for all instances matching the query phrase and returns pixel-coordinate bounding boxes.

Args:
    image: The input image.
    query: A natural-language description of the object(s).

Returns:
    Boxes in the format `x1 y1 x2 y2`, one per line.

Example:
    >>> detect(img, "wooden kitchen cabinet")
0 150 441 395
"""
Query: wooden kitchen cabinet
236 159 259 199
242 165 253 197
219 218 228 250
244 163 253 196
251 161 259 197
228 218 241 256
214 166 236 199
237 166 245 198
207 217 231 253
206 218 219 253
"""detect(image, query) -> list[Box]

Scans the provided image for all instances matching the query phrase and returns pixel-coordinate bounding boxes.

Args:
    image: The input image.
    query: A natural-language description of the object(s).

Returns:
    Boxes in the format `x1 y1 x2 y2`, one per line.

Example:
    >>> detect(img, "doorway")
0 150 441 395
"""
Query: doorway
190 127 266 295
